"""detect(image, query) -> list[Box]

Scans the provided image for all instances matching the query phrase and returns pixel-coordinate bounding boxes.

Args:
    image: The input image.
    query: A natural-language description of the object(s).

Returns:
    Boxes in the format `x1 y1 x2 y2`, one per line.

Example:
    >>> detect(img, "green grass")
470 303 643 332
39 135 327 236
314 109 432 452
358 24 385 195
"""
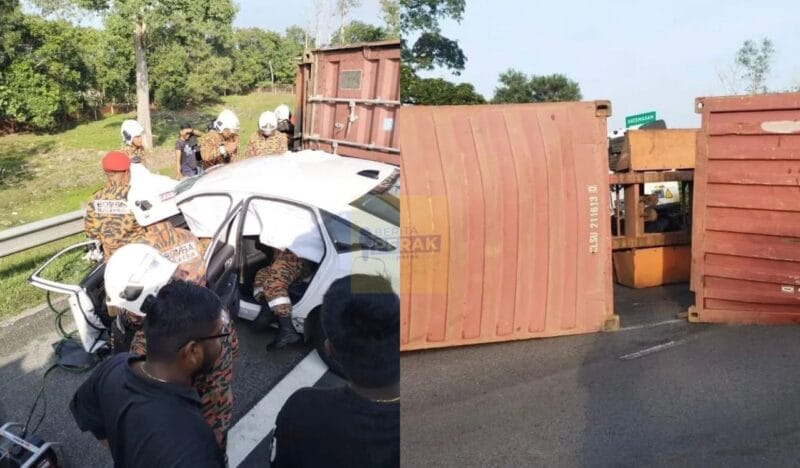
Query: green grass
0 92 294 229
0 91 295 318
0 234 91 320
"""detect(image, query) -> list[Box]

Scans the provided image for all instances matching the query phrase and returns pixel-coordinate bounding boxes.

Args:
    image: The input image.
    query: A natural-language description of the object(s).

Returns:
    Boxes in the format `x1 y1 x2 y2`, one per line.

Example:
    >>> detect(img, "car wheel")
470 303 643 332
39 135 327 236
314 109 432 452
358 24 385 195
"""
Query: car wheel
306 310 346 379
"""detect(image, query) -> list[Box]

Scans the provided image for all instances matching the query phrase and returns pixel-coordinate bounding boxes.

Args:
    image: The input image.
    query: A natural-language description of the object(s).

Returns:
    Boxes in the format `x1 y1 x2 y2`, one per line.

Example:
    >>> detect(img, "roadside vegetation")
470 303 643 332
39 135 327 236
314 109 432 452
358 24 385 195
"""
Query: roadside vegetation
0 92 294 229
0 91 293 319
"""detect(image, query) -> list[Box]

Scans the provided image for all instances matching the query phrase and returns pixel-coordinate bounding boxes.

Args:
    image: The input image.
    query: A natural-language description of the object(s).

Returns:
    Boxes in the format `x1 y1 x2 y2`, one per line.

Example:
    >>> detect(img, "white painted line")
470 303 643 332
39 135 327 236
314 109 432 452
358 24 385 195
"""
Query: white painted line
619 339 686 361
617 319 684 332
227 350 329 467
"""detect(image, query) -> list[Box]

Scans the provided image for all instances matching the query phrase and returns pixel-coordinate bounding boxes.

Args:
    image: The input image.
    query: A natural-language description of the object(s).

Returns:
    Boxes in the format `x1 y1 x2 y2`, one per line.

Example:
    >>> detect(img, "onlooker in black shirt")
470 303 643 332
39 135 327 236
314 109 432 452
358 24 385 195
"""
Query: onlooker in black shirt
270 274 400 468
70 281 228 468
175 123 202 179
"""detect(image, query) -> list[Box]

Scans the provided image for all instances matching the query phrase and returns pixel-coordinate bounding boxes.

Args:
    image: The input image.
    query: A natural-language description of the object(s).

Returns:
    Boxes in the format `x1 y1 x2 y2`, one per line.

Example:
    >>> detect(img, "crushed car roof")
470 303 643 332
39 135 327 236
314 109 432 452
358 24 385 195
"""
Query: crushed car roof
176 150 398 213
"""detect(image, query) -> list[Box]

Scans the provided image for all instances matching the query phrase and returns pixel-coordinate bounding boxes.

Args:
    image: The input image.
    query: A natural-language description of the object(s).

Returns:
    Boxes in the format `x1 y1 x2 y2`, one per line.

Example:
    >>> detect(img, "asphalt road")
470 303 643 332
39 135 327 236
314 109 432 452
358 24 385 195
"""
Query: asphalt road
401 284 800 467
8 283 800 467
0 301 313 466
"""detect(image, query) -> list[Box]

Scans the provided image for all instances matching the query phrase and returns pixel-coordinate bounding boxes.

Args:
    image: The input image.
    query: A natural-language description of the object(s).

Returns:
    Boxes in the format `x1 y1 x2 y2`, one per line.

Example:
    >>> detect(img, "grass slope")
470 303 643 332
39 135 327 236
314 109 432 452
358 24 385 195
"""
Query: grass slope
0 92 294 228
0 92 294 319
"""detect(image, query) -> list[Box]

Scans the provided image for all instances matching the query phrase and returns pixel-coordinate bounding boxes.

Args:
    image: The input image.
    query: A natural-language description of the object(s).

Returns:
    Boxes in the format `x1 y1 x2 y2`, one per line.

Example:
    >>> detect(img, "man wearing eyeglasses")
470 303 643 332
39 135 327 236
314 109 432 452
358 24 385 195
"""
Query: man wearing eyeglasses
99 243 239 453
70 280 228 467
127 172 241 452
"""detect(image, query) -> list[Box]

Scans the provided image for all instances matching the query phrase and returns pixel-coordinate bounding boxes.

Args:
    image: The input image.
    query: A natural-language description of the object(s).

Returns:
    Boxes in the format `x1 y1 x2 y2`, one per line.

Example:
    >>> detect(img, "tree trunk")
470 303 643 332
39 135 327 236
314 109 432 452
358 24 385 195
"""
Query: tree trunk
134 18 153 150
269 61 275 84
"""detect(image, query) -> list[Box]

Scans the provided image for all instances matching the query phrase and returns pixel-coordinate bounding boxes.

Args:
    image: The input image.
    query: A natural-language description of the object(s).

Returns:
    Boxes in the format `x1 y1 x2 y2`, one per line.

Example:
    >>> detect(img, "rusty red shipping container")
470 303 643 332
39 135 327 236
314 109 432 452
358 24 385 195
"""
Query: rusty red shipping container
399 102 617 351
691 93 800 324
295 41 400 165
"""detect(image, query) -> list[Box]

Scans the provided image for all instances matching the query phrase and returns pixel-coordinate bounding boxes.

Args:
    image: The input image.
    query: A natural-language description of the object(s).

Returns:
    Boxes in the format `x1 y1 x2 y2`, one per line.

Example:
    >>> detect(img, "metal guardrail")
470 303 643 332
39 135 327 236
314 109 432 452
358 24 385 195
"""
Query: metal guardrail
0 210 85 258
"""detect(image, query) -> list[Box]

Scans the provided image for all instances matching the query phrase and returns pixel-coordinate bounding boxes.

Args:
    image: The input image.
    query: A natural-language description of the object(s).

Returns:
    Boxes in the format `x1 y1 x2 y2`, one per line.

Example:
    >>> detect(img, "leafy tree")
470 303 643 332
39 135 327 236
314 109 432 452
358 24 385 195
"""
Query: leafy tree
399 63 417 103
380 0 400 39
492 69 582 103
30 0 238 146
0 0 25 70
736 38 774 94
143 0 238 108
492 69 533 103
400 0 465 73
398 0 468 105
149 43 189 109
0 13 97 130
89 14 135 109
402 69 484 105
231 28 280 92
2 1 305 130
229 28 303 95
275 35 305 84
335 0 360 43
1 60 70 129
285 25 313 49
231 28 269 93
330 21 388 46
718 37 776 95
528 74 582 102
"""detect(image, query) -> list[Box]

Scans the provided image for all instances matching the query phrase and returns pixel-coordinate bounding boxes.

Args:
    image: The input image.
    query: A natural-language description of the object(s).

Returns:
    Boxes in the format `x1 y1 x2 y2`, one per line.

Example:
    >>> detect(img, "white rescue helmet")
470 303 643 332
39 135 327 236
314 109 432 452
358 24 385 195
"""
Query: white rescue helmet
127 171 181 226
258 111 278 134
274 104 290 122
121 119 145 145
105 243 178 316
213 109 240 133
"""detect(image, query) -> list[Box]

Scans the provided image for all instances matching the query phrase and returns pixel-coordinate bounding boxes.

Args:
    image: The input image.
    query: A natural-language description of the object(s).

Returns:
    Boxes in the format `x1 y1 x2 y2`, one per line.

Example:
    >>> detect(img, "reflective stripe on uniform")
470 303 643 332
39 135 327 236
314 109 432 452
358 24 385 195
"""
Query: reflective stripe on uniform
268 296 291 310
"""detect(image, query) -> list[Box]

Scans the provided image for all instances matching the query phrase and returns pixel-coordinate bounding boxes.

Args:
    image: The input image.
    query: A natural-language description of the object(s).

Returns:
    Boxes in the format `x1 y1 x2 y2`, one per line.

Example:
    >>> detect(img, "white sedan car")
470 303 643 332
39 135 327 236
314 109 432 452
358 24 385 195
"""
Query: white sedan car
29 150 400 370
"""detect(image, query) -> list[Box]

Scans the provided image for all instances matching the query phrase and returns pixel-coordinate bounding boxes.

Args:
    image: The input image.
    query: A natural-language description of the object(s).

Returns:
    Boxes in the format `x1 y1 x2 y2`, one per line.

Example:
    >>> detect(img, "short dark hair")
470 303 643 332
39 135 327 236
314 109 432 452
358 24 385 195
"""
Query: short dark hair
321 275 399 387
144 281 222 362
180 122 192 130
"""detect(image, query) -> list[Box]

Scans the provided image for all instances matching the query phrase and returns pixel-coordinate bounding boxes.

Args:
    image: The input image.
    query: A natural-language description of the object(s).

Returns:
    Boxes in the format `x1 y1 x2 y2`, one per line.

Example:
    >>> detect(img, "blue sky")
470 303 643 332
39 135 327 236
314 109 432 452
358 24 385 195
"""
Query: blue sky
234 0 383 40
418 0 800 130
23 0 384 42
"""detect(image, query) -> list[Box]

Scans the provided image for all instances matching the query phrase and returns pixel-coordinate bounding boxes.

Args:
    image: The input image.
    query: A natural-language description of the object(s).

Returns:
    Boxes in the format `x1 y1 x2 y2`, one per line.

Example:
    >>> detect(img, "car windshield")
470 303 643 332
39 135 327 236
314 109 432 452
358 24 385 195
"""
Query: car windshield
349 168 400 227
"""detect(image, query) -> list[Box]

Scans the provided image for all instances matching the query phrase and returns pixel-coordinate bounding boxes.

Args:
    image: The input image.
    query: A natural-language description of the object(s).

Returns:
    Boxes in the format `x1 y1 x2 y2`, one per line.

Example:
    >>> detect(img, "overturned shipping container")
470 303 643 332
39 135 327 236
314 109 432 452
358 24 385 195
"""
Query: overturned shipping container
399 102 618 351
295 41 400 165
691 93 800 324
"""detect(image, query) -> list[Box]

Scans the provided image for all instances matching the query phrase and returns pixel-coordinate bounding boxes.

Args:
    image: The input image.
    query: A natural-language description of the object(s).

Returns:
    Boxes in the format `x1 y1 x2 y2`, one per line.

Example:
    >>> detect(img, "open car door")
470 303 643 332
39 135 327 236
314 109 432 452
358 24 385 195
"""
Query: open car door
203 201 243 317
27 240 109 353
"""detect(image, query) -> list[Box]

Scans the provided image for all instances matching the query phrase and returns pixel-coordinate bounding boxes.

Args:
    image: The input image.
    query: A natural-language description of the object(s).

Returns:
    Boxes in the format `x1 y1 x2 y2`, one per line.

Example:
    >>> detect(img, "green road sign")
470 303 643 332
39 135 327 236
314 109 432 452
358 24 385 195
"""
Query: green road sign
625 111 657 128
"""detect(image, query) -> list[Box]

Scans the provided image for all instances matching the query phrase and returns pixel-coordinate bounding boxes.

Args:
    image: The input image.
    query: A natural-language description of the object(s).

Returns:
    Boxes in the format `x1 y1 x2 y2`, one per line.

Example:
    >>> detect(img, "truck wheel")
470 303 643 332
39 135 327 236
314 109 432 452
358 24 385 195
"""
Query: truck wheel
306 310 346 378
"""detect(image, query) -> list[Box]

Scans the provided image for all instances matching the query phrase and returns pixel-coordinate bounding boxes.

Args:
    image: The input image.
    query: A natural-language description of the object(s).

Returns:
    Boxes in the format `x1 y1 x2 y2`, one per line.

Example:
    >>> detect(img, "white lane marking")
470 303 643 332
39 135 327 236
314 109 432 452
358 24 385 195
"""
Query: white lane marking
619 339 686 361
617 319 684 332
227 350 328 467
